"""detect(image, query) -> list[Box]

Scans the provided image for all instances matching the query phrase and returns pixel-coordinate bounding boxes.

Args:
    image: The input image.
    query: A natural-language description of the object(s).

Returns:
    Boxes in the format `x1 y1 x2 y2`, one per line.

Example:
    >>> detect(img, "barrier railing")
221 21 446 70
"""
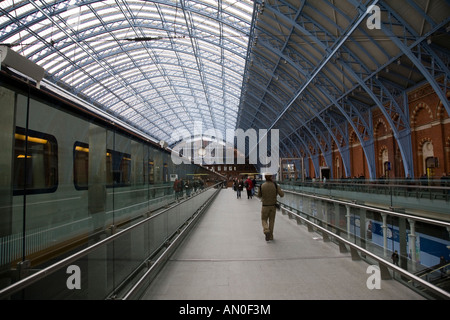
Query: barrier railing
280 180 450 216
279 204 450 299
0 183 222 300
280 185 450 298
121 185 220 300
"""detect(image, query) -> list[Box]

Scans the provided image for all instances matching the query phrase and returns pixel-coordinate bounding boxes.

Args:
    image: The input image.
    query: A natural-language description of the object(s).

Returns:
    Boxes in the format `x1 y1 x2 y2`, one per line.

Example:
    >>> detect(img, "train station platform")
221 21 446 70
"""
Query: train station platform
141 188 424 300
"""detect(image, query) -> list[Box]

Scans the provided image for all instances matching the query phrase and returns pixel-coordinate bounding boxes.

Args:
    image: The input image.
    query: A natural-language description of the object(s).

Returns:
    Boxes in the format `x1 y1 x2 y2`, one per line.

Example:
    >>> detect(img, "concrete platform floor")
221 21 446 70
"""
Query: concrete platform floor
141 188 424 300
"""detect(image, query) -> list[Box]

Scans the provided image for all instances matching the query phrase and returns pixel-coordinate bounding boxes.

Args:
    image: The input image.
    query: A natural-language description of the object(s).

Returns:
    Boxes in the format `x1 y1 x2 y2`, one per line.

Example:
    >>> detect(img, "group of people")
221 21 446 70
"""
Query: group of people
173 178 204 200
232 176 257 199
232 174 284 241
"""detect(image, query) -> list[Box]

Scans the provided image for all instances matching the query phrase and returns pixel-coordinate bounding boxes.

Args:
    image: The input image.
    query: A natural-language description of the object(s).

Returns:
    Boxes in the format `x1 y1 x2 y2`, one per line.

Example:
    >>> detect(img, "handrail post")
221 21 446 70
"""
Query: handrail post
379 262 392 280
381 213 388 258
408 219 417 272
280 204 450 299
345 205 351 240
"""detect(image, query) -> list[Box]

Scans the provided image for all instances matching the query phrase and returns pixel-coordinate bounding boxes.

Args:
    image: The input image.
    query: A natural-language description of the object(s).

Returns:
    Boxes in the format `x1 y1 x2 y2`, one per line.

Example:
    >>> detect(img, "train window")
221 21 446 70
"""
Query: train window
73 142 89 190
163 163 168 183
106 149 131 187
13 127 58 195
73 143 131 189
148 160 154 184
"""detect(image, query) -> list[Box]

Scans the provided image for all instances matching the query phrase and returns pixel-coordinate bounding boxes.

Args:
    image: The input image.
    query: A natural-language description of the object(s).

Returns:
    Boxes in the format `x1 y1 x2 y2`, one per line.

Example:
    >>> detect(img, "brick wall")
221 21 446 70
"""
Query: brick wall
306 83 450 180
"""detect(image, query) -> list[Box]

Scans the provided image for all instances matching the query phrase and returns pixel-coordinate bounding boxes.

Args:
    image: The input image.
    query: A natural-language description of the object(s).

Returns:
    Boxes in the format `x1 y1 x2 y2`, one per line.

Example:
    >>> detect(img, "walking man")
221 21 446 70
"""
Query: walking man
257 173 284 241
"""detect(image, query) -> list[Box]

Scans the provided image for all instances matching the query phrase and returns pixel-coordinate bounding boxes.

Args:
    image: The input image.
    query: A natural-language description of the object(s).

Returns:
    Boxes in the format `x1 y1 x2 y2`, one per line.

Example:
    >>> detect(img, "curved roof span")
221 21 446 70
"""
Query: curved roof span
1 0 449 177
238 0 449 178
0 0 255 145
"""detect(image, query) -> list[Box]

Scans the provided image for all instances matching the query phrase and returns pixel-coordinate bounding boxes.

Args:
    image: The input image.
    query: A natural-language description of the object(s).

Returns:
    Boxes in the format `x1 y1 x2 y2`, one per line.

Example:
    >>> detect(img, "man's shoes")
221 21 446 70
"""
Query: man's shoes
269 234 273 240
265 232 270 241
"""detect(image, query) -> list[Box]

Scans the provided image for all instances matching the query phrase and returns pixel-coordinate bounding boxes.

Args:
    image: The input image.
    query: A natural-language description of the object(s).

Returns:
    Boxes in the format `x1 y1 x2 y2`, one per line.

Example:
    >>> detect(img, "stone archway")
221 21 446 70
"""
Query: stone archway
419 139 434 177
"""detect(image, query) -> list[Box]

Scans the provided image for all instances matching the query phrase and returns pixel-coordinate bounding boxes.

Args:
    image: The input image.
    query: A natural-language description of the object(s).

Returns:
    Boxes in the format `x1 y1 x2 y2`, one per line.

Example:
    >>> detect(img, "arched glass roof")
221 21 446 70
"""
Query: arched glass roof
1 0 449 177
0 0 255 145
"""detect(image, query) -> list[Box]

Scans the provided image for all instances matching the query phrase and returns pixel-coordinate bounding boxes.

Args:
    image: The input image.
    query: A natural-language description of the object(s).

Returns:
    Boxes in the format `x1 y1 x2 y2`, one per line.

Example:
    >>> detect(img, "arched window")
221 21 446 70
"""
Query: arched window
382 149 389 177
335 157 341 179
422 141 434 176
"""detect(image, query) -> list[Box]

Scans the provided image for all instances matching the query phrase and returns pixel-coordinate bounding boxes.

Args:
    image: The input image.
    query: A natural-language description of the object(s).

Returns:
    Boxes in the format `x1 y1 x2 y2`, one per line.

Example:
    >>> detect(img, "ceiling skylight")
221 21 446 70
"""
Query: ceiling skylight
0 0 255 145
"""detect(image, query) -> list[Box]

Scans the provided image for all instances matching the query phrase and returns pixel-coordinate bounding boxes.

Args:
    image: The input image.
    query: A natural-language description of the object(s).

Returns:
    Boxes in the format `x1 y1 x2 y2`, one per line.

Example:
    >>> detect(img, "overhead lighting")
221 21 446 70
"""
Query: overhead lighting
15 133 48 145
75 146 90 153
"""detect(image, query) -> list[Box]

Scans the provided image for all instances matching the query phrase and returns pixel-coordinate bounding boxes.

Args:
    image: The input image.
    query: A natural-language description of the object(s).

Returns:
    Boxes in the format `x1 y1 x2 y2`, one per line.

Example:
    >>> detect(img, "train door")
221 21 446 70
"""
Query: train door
0 86 15 238
88 125 107 232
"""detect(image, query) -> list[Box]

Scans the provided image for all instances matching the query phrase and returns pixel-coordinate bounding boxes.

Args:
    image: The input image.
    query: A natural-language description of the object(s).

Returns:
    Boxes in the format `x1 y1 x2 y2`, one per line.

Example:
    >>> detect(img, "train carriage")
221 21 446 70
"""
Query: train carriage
0 69 218 271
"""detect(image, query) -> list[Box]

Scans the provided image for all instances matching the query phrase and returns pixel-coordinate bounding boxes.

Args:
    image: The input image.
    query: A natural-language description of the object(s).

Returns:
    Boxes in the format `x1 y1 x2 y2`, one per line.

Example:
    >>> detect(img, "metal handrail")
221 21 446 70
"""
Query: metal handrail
280 204 450 299
281 179 450 191
121 185 221 300
417 262 450 280
0 183 222 299
282 188 450 228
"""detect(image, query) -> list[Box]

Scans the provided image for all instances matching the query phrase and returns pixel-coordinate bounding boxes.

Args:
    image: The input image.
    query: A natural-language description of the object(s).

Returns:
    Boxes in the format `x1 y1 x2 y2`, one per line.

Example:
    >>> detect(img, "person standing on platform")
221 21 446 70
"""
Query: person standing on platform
234 178 243 199
391 250 399 266
251 177 257 197
177 178 184 200
238 179 244 199
173 178 180 200
245 176 253 199
185 179 192 197
257 173 284 241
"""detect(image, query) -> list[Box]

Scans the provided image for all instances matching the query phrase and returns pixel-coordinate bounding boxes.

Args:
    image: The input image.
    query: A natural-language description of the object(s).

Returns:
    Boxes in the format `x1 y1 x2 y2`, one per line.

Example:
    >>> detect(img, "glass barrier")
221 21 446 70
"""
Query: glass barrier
280 179 450 216
278 185 450 298
0 184 219 300
0 81 218 296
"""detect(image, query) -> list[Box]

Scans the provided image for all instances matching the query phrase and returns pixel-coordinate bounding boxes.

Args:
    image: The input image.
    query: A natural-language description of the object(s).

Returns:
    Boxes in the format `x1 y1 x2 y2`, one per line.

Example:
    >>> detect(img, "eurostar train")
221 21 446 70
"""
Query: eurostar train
0 69 221 272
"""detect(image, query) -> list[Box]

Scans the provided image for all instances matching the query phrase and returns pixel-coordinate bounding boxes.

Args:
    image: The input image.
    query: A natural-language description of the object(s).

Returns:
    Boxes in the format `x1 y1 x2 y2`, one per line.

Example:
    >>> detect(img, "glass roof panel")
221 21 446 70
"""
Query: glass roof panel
0 0 255 145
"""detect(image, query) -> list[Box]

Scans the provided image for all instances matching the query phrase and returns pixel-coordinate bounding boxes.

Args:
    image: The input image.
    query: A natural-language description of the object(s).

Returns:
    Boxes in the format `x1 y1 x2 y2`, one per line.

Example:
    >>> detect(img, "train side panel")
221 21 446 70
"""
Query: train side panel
0 75 217 271
13 93 91 241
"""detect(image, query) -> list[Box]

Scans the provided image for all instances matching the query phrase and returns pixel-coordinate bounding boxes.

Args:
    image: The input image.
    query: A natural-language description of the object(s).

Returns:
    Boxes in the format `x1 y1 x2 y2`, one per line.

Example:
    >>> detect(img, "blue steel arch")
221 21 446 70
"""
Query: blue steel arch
379 1 450 117
239 85 316 167
244 1 381 178
241 36 333 172
1 0 449 176
241 65 329 176
240 91 304 159
238 0 449 180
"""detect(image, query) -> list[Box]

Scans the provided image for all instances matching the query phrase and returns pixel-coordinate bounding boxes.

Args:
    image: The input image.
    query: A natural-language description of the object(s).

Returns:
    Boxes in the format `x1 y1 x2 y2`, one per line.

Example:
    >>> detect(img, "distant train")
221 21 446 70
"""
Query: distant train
292 195 449 269
0 70 221 271
361 218 449 268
